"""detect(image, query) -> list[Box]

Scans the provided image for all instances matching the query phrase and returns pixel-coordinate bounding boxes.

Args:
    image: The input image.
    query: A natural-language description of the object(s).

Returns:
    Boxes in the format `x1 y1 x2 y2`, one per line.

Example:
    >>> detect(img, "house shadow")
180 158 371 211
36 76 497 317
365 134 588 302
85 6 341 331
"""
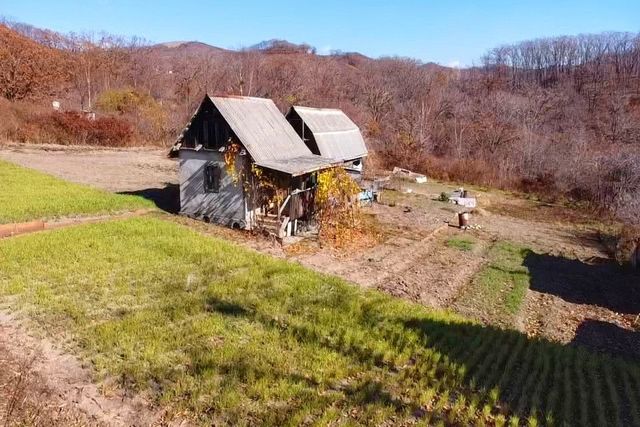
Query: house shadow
571 318 640 359
400 315 638 424
522 251 640 314
180 288 638 424
119 183 180 214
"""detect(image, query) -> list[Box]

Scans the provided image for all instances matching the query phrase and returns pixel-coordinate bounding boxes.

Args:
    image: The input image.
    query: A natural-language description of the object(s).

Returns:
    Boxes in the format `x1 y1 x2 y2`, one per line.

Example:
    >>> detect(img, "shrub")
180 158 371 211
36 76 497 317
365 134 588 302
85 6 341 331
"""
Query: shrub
315 168 380 249
0 97 22 142
518 173 559 199
16 111 134 146
420 156 509 190
96 88 168 142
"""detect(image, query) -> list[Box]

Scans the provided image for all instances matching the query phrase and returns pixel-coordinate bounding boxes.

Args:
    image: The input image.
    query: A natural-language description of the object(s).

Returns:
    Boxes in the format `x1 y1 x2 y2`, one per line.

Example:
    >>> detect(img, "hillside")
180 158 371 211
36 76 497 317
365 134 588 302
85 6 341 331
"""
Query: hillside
0 24 69 100
0 21 639 224
148 40 228 56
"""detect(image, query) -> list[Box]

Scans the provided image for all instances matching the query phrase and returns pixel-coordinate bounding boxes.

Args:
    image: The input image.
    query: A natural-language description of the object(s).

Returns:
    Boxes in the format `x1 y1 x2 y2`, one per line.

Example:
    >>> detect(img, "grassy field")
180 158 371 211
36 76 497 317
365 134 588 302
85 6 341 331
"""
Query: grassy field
0 160 153 224
453 242 532 327
1 216 639 426
446 236 478 252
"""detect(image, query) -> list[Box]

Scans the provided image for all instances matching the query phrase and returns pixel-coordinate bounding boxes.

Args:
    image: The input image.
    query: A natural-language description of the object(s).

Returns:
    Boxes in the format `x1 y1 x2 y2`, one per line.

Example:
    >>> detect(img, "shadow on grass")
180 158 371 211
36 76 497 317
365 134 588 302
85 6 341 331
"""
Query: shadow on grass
345 378 411 412
119 183 179 214
400 316 637 425
205 297 251 317
202 295 638 425
523 251 640 314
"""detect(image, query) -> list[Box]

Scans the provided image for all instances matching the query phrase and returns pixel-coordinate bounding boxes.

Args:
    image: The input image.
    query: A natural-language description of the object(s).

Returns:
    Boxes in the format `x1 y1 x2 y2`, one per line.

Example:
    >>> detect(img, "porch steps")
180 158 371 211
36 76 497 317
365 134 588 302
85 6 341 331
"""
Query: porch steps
256 214 289 239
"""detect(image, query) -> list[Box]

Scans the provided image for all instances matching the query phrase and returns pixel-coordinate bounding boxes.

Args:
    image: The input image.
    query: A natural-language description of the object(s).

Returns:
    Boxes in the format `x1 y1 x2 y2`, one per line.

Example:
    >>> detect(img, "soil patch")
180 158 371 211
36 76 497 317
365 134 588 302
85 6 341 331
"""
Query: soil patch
0 311 184 426
0 143 177 192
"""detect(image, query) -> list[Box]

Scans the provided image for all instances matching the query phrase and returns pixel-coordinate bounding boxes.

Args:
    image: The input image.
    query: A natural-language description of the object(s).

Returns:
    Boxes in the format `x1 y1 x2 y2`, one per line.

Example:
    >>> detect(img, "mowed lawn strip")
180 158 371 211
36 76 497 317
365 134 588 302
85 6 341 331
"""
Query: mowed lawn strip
446 236 477 252
453 241 531 327
0 217 638 426
0 160 153 224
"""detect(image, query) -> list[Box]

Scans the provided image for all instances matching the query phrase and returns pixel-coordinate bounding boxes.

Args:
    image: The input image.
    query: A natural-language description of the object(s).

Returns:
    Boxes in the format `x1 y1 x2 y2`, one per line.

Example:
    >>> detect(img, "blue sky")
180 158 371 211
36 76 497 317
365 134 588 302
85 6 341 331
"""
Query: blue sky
1 0 638 66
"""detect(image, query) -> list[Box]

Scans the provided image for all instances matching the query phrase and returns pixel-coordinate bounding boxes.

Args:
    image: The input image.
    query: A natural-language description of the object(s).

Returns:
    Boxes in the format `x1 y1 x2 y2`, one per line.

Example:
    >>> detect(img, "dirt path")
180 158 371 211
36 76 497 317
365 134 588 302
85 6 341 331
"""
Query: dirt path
518 255 640 357
0 143 177 192
376 230 490 308
474 212 640 357
286 202 455 291
0 311 184 426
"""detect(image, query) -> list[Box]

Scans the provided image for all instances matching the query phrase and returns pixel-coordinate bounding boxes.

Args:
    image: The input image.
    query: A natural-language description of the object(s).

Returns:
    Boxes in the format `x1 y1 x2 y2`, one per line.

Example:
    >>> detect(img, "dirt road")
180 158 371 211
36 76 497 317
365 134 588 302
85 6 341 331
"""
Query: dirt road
0 143 177 192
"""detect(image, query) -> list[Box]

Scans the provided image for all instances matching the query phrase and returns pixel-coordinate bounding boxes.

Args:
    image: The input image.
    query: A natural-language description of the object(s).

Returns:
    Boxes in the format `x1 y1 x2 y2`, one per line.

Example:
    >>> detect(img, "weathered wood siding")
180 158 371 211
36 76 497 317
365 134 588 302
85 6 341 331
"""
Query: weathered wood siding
178 150 246 228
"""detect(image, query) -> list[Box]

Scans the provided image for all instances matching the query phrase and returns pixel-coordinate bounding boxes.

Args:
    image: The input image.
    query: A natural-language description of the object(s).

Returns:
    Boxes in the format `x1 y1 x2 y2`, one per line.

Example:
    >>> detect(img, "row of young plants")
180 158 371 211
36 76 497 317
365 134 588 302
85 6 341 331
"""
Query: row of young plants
1 215 638 425
381 319 640 426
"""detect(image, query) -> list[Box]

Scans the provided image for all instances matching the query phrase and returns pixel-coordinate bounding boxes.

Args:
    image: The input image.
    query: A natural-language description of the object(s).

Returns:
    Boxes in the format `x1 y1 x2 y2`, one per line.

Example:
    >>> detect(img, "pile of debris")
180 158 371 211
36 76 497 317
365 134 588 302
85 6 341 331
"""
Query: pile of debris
360 167 428 204
449 188 477 208
392 167 427 184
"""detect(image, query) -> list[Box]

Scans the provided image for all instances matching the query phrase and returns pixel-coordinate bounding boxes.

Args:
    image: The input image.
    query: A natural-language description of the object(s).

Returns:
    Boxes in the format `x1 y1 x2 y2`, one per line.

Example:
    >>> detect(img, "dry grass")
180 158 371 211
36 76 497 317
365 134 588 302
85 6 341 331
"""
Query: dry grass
616 225 640 267
318 211 384 252
0 345 96 426
485 197 605 225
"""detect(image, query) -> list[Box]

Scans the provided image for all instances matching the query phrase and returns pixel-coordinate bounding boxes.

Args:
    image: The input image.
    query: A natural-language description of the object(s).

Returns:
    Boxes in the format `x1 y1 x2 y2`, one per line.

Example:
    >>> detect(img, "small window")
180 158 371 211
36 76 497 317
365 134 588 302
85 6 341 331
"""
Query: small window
204 163 221 193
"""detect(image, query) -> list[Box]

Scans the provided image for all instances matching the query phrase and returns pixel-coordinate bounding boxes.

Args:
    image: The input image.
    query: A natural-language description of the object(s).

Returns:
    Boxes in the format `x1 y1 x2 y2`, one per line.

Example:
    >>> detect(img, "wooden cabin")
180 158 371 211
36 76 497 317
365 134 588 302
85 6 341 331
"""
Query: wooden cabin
172 95 337 236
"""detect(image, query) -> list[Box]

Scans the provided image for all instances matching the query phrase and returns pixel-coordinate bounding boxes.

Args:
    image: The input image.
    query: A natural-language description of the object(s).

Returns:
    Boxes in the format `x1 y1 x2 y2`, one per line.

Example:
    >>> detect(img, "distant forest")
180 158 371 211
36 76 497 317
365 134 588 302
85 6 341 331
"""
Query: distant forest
1 20 638 223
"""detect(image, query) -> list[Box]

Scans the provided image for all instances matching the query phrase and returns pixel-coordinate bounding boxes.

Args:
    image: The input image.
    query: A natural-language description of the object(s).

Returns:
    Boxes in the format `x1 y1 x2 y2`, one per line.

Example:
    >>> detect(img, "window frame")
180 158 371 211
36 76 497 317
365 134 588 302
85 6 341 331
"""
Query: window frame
203 163 221 193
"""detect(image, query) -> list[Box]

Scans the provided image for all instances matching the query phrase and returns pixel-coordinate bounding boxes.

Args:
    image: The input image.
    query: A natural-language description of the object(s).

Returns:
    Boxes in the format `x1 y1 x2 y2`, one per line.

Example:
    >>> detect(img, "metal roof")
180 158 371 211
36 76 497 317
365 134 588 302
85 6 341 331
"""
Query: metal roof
289 106 368 162
257 155 338 176
175 95 337 175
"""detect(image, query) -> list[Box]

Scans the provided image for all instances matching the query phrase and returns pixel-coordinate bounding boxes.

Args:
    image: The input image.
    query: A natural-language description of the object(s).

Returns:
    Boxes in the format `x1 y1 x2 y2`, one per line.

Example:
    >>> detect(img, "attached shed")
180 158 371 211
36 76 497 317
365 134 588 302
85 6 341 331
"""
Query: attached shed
173 95 337 235
286 106 368 175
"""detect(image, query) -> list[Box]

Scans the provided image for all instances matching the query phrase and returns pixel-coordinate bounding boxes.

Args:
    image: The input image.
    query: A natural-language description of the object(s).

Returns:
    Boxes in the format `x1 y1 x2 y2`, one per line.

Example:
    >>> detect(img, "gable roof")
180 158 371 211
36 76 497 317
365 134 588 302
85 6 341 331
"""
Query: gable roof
175 95 337 176
288 106 368 162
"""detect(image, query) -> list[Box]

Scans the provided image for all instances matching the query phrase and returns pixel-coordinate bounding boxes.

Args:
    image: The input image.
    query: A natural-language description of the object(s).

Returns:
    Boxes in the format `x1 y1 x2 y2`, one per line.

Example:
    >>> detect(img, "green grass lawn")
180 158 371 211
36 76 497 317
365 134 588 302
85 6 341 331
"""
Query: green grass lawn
446 236 477 252
453 241 532 327
0 160 153 224
1 217 638 426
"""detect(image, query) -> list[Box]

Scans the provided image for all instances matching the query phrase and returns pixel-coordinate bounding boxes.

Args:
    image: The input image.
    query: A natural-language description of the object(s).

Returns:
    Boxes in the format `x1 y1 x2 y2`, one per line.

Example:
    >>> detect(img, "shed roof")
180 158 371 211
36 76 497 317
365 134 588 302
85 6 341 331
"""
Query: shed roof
175 95 337 175
257 155 339 176
288 106 368 162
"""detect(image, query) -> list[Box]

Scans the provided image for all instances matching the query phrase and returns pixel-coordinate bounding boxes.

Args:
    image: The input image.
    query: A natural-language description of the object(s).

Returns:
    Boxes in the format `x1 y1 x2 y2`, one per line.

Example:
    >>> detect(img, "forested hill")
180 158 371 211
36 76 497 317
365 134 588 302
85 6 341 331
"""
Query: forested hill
1 20 638 222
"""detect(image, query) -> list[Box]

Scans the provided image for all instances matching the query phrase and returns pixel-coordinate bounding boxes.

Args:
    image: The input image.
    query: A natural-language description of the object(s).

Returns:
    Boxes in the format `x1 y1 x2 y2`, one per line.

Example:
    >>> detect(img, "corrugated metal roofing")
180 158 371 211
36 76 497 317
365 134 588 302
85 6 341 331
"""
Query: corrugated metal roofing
175 95 337 175
289 106 368 162
257 155 338 176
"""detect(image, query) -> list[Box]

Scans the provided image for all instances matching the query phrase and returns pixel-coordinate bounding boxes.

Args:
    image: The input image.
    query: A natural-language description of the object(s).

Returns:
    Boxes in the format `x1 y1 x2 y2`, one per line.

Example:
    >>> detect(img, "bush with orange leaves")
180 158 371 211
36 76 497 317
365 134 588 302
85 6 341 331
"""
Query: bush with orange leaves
16 111 134 146
315 168 381 249
0 24 69 101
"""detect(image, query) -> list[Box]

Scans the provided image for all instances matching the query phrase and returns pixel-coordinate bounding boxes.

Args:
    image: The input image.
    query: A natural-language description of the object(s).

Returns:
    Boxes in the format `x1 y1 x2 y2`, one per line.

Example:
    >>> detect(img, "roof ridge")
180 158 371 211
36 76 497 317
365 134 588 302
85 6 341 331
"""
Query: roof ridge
209 94 271 102
294 105 343 112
